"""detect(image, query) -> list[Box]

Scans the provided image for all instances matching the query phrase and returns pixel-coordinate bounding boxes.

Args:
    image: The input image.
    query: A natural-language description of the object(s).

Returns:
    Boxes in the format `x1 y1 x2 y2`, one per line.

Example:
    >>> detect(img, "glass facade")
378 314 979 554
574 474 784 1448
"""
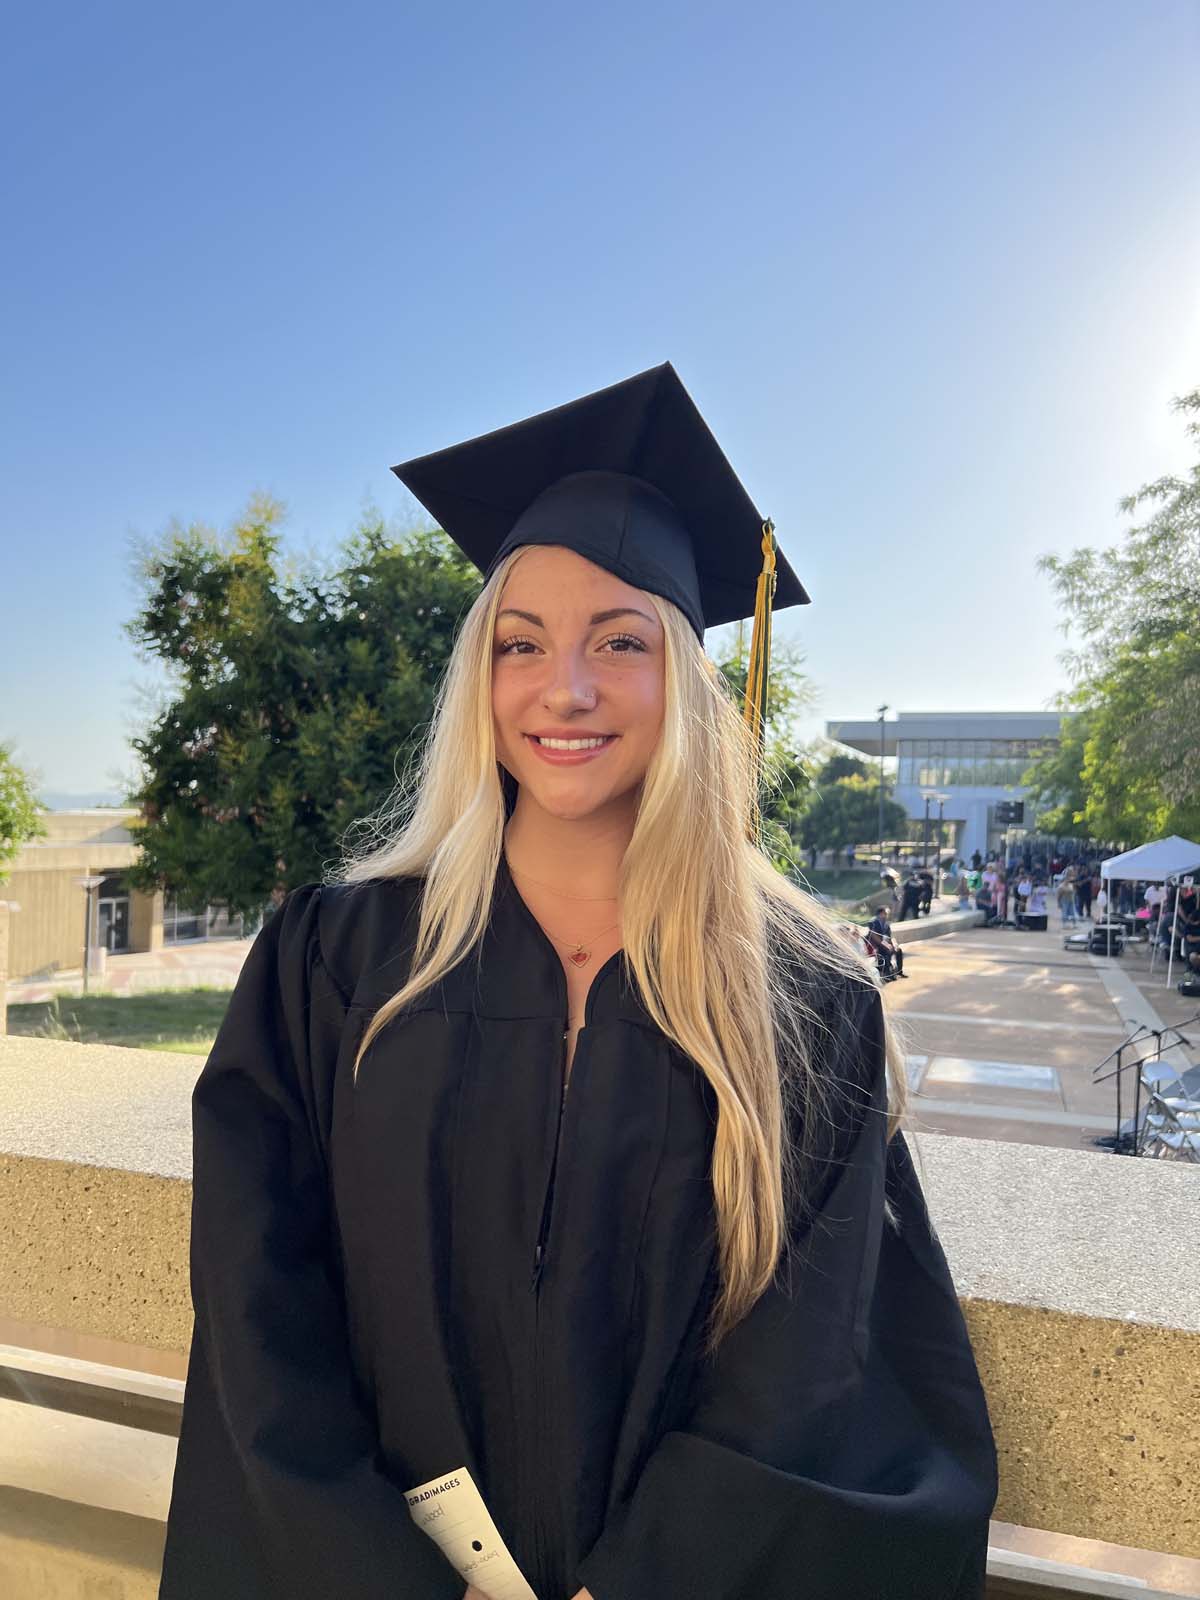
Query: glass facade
163 897 255 943
896 738 1051 789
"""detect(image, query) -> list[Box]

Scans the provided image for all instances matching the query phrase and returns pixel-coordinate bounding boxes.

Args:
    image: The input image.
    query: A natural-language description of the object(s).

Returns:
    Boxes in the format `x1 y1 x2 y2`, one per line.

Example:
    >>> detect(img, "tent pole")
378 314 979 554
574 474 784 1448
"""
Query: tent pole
1166 873 1176 989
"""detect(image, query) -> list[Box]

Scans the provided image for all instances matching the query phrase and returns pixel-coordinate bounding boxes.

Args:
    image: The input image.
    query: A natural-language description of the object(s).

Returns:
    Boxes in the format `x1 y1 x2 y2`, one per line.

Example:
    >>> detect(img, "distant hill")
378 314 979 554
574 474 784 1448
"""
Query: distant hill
37 791 131 812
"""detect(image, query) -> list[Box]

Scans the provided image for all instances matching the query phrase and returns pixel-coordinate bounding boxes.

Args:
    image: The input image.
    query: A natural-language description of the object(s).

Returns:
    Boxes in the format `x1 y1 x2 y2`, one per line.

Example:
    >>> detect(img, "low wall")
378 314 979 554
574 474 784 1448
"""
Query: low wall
1 1034 1197 1597
886 905 987 942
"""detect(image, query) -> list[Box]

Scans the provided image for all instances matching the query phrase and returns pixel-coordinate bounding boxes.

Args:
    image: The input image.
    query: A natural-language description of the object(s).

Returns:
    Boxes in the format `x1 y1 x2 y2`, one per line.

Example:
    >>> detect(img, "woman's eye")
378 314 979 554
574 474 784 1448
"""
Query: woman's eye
495 632 647 656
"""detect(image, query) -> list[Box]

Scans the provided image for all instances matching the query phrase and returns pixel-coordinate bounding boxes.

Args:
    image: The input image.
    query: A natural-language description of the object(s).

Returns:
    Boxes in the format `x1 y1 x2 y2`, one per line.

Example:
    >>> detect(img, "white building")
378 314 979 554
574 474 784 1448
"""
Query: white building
824 710 1065 865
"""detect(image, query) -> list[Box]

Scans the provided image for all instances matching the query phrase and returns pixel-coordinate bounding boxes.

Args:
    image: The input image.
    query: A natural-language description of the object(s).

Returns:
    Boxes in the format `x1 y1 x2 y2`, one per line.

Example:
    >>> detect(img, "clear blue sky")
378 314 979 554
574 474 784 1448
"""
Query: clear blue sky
3 0 1197 800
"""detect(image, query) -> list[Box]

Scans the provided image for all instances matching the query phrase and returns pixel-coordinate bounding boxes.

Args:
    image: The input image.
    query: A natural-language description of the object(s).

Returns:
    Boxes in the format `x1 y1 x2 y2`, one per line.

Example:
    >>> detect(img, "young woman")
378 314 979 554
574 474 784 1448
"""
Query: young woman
1057 868 1078 926
159 365 998 1600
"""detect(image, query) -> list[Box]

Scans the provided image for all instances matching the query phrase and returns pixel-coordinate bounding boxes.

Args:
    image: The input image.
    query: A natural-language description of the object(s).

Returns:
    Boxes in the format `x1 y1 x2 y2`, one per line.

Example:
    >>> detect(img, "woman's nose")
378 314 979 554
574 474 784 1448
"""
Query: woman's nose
541 652 598 711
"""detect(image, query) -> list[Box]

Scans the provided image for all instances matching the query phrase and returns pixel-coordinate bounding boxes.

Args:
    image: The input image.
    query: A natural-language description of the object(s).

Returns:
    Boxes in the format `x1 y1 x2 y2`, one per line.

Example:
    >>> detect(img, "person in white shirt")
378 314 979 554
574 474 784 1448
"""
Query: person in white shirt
1094 885 1109 921
1016 874 1032 920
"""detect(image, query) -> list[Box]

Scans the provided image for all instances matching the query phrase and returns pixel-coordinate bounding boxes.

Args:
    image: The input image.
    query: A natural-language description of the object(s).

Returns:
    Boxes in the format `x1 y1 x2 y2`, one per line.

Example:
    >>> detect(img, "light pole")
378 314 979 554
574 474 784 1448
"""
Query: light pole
934 791 950 898
76 874 104 996
876 703 888 876
919 791 934 869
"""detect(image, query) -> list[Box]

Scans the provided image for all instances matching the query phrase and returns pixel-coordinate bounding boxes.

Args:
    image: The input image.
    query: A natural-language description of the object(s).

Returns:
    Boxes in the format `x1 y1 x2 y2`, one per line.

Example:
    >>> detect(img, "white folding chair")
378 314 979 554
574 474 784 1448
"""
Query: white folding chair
1136 1064 1200 1162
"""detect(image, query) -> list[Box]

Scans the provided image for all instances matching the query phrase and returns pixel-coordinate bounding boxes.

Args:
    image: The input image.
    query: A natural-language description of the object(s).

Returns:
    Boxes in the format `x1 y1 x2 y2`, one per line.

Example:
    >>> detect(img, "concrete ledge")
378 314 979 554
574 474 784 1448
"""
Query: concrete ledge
0 1485 164 1600
886 906 987 942
1 1036 1198 1568
0 1153 192 1352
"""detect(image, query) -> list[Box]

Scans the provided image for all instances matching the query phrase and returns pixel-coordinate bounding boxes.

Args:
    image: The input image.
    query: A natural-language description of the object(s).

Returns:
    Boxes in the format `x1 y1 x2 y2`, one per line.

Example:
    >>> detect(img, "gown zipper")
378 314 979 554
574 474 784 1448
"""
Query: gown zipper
531 1026 568 1293
530 1023 569 1599
523 948 618 1597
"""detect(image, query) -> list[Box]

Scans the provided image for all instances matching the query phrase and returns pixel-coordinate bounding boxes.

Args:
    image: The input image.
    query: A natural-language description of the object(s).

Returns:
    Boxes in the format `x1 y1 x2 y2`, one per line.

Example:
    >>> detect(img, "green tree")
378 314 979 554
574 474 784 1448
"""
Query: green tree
123 494 482 915
1034 389 1200 842
797 773 907 856
818 752 870 784
1020 706 1092 839
713 630 819 867
0 744 47 881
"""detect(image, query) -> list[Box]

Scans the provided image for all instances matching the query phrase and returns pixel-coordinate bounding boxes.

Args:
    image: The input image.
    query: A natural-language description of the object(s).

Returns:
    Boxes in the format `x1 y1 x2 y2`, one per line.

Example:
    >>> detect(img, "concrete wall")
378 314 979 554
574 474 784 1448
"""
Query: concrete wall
1 1034 1197 1591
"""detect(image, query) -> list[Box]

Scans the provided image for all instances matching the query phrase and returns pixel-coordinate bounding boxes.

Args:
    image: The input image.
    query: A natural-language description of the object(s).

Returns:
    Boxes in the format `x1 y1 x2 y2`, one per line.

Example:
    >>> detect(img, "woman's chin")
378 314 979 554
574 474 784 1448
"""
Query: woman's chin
518 770 641 823
530 784 614 822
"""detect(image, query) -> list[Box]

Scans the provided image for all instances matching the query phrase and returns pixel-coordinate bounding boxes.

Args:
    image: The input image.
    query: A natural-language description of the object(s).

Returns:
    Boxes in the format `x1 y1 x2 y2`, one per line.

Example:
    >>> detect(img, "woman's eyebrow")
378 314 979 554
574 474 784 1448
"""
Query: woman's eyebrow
496 606 657 628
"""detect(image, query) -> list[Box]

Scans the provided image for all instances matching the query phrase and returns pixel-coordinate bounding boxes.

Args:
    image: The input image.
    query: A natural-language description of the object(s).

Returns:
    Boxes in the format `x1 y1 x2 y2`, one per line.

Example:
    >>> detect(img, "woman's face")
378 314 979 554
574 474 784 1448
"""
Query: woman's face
492 545 666 823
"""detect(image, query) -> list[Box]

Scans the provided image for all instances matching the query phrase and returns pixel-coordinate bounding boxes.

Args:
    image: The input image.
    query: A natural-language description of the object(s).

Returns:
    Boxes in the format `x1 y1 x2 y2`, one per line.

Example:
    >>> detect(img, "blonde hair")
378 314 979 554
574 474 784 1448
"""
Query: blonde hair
329 546 915 1353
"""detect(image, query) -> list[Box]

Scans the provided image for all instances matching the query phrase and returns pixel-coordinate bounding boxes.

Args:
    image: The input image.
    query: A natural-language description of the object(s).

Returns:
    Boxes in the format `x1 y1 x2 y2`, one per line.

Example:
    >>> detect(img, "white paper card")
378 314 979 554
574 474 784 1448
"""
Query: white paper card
405 1464 539 1600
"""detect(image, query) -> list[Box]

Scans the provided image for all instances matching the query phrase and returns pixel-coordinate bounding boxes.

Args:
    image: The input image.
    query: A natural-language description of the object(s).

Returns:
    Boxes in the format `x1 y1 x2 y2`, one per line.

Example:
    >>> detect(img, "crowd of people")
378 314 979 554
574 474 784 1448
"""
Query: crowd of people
852 845 1200 986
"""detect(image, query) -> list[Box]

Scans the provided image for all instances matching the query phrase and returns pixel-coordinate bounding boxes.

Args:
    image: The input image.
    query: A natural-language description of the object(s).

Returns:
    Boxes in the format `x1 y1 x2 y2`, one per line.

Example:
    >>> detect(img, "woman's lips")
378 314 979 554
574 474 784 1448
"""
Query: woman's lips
524 733 619 766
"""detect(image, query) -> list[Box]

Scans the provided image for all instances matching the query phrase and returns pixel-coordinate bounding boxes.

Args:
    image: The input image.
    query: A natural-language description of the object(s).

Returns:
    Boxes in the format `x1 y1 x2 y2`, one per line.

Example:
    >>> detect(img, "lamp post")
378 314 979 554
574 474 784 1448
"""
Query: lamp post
876 703 888 876
76 874 104 997
934 791 950 899
920 790 934 870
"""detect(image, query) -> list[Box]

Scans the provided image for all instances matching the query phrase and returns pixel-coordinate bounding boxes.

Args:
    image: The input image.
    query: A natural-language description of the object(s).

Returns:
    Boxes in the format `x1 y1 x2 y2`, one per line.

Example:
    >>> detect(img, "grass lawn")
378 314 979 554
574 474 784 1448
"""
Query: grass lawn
6 872 898 1049
7 988 233 1053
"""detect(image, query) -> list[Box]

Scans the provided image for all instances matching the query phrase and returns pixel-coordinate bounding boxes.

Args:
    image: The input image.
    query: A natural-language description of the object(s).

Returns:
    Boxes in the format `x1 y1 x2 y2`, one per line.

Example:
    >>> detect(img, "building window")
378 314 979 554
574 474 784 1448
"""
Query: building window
163 897 254 944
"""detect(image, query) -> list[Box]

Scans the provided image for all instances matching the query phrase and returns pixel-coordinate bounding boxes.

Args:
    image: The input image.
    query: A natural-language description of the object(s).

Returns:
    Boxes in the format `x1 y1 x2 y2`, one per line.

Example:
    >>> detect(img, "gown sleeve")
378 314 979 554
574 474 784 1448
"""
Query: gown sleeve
158 883 466 1600
575 978 999 1600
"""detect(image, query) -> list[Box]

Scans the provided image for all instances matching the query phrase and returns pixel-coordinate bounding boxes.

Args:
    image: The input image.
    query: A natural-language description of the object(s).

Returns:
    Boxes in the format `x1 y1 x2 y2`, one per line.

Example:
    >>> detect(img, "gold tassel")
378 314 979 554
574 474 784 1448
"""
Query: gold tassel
742 519 777 828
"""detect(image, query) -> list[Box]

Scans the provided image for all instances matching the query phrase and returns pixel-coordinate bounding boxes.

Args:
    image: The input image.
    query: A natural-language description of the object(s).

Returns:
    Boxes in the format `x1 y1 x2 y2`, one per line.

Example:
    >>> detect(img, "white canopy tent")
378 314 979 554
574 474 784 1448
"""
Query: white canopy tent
1100 835 1200 986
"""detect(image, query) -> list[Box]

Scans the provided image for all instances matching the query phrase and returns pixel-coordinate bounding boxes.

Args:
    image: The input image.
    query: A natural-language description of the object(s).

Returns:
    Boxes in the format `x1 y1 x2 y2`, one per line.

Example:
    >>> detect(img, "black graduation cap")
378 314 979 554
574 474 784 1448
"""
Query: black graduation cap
390 361 811 760
390 362 810 636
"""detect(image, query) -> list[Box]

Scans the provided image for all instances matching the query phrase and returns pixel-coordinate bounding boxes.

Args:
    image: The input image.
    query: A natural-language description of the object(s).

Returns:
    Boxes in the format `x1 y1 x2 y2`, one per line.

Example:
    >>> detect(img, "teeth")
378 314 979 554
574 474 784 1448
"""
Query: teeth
534 736 611 750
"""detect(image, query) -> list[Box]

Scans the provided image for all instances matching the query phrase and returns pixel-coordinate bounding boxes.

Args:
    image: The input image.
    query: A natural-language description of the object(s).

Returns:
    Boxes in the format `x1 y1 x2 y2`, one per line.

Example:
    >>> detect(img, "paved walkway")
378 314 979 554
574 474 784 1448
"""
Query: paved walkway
7 936 257 1004
890 915 1199 1152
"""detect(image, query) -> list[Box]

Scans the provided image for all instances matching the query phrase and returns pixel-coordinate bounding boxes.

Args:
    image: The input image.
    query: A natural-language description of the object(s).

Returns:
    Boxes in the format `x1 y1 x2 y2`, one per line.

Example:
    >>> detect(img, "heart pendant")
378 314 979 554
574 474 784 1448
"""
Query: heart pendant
568 948 591 967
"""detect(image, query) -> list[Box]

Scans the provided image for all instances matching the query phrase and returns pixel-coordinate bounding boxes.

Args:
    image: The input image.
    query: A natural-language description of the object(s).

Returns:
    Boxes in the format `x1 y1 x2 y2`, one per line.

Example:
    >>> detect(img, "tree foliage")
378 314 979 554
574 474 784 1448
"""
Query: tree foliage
1020 708 1092 838
1033 390 1200 843
123 494 482 914
0 744 47 882
713 630 819 869
796 771 907 854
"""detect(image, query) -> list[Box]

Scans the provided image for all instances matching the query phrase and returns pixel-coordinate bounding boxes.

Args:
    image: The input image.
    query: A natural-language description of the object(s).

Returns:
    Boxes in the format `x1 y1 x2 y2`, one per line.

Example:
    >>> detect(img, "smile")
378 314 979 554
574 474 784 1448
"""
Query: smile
524 733 618 765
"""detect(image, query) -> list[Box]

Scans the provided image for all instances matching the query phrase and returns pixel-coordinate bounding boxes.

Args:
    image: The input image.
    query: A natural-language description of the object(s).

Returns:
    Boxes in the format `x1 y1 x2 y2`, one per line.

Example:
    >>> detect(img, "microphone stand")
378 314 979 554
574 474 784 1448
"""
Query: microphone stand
1092 1023 1155 1155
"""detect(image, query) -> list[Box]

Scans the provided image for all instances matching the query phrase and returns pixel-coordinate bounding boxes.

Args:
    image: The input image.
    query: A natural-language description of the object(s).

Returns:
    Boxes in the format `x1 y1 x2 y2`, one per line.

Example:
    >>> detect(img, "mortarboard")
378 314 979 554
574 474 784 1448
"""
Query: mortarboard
390 361 810 778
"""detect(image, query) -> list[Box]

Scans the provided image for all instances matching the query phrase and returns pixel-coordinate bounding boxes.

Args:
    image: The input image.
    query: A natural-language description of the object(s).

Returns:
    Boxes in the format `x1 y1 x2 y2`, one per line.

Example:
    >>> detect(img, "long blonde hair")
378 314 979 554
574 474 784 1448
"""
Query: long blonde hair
329 546 915 1353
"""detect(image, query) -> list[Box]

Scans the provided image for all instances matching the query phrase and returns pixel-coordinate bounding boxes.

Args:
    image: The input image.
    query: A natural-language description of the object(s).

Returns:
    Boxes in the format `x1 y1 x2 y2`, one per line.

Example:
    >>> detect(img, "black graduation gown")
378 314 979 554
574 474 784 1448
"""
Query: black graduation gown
159 859 998 1600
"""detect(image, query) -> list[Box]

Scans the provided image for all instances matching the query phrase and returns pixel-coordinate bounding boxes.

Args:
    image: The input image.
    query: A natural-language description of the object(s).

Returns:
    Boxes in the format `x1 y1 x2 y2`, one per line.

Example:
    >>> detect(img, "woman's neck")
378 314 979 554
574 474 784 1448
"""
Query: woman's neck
503 794 632 900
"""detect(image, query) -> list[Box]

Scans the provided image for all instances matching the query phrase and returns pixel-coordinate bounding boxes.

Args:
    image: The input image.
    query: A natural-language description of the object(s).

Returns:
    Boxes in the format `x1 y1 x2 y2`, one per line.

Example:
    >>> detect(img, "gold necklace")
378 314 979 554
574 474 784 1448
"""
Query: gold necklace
547 919 622 968
508 863 622 967
507 860 620 901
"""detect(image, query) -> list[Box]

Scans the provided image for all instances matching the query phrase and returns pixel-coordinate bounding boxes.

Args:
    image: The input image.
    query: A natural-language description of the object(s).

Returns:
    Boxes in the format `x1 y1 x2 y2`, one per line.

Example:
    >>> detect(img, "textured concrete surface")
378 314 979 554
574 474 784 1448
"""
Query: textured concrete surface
0 1153 192 1352
0 1034 201 1178
906 1133 1197 1333
966 1301 1198 1557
